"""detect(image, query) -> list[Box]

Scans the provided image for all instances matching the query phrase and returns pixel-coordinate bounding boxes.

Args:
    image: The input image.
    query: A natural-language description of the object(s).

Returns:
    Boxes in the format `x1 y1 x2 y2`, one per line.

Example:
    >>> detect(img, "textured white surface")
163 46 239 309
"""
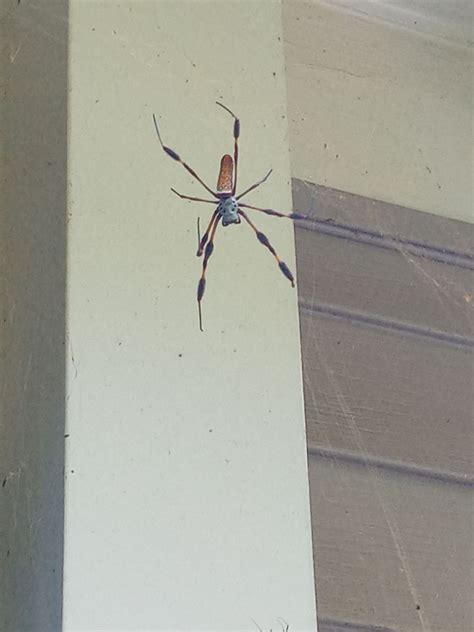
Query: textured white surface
64 1 316 630
321 0 473 47
284 0 473 223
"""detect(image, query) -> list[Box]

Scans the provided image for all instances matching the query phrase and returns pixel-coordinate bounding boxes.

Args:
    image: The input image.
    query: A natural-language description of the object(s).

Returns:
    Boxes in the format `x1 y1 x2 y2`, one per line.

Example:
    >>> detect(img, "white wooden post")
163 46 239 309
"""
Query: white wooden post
64 2 317 630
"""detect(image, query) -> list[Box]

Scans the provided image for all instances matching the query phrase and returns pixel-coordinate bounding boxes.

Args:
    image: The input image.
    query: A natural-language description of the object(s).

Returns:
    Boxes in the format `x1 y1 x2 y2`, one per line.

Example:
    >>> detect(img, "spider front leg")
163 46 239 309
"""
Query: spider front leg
197 215 220 331
239 210 295 287
197 209 219 256
239 202 307 220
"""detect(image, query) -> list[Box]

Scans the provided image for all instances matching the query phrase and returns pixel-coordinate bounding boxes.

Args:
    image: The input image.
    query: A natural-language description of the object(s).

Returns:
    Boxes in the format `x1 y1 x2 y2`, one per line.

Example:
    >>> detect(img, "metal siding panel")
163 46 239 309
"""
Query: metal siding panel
301 312 473 479
296 227 473 342
293 180 474 341
294 180 473 632
310 456 473 632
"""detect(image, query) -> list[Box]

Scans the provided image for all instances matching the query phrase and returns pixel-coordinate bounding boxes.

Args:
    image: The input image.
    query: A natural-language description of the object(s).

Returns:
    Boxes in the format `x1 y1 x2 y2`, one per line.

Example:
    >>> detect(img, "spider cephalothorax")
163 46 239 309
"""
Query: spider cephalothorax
152 102 306 331
217 195 240 226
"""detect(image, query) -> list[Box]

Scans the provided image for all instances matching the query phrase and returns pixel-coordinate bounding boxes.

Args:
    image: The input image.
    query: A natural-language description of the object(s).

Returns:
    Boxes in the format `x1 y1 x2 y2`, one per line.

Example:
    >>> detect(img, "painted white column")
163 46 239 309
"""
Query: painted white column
64 2 317 630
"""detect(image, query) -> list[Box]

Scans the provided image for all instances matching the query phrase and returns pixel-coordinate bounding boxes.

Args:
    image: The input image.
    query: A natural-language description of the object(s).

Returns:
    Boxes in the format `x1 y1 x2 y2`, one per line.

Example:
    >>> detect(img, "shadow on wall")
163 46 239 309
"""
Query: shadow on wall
0 1 68 630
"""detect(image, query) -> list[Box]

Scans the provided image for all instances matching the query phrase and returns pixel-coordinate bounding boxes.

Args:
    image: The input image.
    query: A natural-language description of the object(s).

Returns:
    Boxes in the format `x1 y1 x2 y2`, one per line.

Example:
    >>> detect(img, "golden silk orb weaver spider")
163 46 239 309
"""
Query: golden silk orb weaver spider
152 102 307 331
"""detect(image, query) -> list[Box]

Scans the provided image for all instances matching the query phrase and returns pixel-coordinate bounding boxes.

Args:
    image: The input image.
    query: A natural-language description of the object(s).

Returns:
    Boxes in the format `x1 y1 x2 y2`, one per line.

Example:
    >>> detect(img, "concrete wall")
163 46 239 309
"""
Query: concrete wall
0 1 68 630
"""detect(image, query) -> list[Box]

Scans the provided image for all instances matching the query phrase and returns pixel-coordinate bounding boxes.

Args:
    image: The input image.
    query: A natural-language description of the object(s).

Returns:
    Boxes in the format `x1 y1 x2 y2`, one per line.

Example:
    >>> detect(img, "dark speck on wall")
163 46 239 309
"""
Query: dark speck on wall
178 353 182 358
416 604 421 610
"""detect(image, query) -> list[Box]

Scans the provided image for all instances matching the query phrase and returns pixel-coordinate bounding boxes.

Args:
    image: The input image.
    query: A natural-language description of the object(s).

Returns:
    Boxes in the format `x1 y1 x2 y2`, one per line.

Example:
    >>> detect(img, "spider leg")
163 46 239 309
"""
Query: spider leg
197 216 221 331
250 618 264 632
239 210 295 287
215 102 240 195
239 202 307 220
236 169 273 200
153 114 218 198
197 209 219 256
171 188 215 204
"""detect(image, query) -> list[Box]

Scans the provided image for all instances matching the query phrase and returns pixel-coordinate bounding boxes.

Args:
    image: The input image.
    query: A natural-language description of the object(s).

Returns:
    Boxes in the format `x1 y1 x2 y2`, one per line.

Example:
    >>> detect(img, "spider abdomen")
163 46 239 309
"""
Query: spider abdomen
218 197 240 226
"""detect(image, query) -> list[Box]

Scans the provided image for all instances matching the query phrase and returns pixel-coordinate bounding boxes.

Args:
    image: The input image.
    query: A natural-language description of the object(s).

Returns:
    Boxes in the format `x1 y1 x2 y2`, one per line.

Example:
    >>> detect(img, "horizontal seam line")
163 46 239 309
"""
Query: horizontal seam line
308 445 474 488
299 301 474 349
296 219 474 270
317 616 399 632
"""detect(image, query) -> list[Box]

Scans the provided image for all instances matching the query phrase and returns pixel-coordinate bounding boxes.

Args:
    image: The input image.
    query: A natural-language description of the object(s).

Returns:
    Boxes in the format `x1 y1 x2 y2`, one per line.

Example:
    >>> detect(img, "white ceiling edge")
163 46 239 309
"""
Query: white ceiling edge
319 0 473 48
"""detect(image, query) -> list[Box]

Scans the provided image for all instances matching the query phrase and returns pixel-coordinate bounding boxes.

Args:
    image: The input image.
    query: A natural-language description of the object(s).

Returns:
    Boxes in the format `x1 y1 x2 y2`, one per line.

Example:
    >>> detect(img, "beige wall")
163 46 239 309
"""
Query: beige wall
283 0 473 223
283 3 473 631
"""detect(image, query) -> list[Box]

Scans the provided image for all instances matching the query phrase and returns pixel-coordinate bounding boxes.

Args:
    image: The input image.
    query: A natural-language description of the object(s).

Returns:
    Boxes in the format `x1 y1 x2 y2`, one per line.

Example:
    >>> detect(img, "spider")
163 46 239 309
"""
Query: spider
152 102 306 331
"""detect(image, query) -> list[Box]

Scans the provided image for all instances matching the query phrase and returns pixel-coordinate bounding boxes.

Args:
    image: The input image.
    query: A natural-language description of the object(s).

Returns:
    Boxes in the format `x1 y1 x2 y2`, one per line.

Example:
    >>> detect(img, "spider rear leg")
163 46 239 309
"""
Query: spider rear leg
239 210 295 287
197 215 220 331
236 169 273 200
171 188 215 204
216 102 240 195
153 114 218 198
